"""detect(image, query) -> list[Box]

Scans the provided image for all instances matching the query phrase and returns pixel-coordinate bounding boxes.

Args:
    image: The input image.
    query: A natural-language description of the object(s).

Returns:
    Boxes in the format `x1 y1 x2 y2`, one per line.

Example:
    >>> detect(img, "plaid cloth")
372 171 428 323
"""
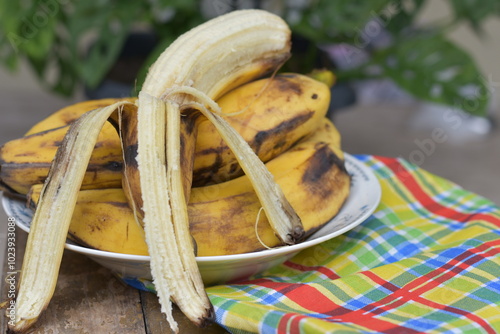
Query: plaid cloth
206 155 500 334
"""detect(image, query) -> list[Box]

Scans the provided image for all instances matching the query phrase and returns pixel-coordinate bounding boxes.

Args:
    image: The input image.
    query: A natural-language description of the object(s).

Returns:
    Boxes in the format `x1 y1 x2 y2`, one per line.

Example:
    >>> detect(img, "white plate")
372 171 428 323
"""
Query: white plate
2 153 380 289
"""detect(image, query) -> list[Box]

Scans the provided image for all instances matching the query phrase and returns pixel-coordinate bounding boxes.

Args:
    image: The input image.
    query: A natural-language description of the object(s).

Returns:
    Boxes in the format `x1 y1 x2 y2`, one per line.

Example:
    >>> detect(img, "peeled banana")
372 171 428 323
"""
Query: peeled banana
27 118 349 257
0 73 329 195
121 10 302 332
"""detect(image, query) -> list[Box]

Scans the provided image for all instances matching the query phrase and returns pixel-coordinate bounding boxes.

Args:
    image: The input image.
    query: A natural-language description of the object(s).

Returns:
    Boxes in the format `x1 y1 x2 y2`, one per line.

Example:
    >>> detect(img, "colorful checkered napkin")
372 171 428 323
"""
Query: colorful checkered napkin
206 155 500 334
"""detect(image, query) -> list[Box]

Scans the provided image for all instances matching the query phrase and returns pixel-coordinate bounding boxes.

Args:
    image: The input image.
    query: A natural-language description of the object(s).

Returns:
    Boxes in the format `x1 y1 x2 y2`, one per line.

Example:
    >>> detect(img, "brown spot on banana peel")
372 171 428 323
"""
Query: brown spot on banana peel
66 233 98 250
25 124 69 137
223 54 291 95
192 153 225 186
275 75 303 97
124 144 138 169
44 140 62 148
302 144 348 198
0 178 18 194
192 110 315 187
179 111 201 201
103 161 123 172
118 107 144 219
104 201 130 209
252 110 314 154
181 109 200 135
0 161 122 194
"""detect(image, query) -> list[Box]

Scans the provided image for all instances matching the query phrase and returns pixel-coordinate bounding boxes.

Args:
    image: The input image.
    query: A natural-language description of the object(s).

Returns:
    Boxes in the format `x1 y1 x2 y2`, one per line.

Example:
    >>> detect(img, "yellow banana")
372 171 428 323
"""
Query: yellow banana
0 122 123 195
193 72 330 186
0 74 329 195
25 98 135 135
27 118 349 257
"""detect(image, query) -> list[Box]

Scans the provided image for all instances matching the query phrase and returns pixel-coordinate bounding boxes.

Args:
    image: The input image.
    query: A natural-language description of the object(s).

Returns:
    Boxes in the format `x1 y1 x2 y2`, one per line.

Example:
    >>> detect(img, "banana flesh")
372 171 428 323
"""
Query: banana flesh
130 93 213 330
0 74 329 195
28 118 349 257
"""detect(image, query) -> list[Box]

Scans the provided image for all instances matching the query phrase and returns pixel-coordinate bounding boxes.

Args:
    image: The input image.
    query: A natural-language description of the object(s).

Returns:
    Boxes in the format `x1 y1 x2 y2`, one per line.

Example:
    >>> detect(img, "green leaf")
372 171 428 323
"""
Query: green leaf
289 0 393 43
78 2 144 89
0 0 24 37
156 0 198 12
50 56 78 96
449 0 500 32
19 20 57 61
370 32 489 116
383 0 426 36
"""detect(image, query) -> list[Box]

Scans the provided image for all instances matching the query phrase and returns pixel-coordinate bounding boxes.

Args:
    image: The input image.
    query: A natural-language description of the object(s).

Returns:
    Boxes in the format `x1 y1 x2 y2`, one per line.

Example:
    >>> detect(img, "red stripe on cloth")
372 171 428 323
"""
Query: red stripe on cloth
376 157 500 227
277 313 308 334
349 240 500 333
359 244 485 310
317 240 500 333
362 271 400 293
412 295 497 334
254 279 421 334
410 241 500 297
251 240 500 333
255 280 344 313
283 260 340 279
402 239 500 295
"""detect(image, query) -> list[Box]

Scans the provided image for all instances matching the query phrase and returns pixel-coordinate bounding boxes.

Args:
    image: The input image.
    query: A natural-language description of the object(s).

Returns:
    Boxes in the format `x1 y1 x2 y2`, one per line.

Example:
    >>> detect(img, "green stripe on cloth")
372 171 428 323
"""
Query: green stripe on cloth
206 155 500 334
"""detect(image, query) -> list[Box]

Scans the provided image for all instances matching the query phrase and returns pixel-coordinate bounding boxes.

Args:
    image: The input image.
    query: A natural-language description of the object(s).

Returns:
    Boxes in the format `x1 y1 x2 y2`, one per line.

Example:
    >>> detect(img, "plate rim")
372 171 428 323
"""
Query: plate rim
2 153 381 263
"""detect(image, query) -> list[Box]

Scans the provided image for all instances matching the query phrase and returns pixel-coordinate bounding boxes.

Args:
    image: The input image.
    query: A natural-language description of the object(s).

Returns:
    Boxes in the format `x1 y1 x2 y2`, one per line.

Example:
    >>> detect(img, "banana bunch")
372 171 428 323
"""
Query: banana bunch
0 74 329 195
5 10 350 333
27 118 349 257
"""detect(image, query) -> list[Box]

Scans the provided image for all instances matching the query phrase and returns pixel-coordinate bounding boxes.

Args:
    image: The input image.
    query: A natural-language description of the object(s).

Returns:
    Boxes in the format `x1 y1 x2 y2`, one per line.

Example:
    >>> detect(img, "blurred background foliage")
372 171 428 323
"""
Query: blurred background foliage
0 0 499 116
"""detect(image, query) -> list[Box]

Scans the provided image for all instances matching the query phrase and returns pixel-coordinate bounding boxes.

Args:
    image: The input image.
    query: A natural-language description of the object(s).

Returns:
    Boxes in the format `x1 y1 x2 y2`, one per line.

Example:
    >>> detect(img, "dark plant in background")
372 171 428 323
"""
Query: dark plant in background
289 0 500 117
0 0 499 116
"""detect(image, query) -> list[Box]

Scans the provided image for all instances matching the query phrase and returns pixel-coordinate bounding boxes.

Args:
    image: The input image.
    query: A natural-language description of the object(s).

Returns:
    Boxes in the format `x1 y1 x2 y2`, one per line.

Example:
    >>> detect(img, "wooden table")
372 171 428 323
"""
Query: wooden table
1 229 228 333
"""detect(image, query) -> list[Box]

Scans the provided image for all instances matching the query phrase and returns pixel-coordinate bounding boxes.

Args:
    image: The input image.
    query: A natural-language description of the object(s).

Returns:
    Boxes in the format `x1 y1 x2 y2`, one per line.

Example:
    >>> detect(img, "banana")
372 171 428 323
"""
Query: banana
25 98 135 135
0 122 123 195
27 118 349 257
0 74 329 195
193 73 330 186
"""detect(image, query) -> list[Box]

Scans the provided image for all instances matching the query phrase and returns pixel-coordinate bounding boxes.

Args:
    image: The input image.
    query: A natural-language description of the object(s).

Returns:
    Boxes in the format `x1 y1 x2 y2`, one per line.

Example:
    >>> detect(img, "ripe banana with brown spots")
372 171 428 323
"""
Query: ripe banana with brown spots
0 73 329 195
27 118 349 257
0 121 124 195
